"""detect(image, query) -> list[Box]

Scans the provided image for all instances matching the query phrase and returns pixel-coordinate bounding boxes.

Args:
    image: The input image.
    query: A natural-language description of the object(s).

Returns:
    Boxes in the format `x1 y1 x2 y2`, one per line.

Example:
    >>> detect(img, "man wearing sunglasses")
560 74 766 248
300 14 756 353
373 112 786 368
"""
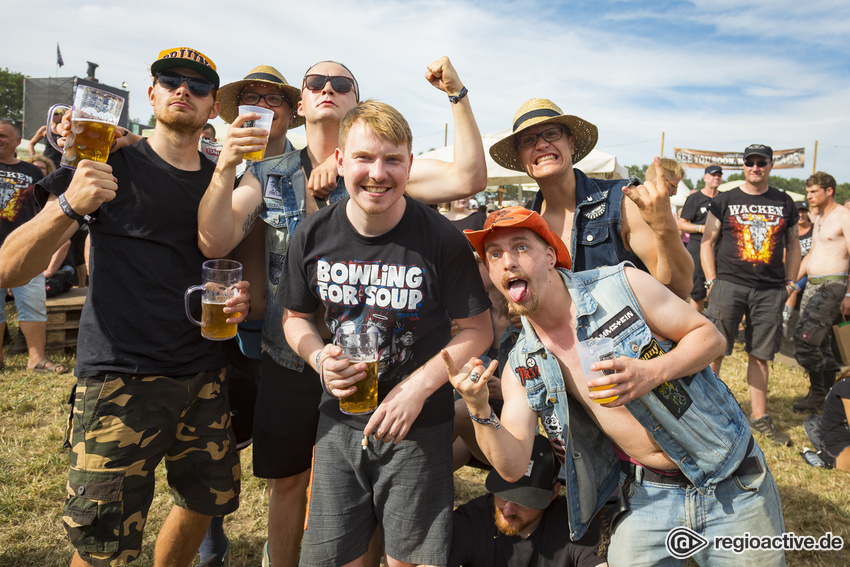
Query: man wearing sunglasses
701 144 801 447
0 47 250 567
198 55 486 567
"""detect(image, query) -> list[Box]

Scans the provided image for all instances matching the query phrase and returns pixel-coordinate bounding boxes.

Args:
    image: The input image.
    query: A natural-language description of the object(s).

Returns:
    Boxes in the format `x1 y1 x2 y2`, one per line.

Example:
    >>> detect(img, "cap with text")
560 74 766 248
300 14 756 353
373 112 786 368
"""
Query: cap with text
464 206 571 269
151 47 219 89
485 436 559 509
743 144 772 161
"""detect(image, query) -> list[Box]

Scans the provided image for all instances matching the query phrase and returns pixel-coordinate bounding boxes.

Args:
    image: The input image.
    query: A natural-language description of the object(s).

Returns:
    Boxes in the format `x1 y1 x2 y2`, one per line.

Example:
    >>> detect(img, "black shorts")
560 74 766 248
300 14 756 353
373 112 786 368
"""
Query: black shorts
688 246 706 301
252 352 322 478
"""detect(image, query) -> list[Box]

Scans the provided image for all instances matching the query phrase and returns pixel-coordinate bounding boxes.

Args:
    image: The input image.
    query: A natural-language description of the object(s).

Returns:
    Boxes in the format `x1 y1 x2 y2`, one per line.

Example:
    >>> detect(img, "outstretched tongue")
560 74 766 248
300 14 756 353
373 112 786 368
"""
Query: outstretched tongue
508 280 528 302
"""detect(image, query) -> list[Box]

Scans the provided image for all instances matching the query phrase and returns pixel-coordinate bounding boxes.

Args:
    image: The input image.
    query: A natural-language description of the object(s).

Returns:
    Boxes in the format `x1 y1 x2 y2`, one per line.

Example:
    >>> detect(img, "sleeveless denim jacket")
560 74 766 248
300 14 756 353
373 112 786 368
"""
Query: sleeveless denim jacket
530 169 647 272
508 264 751 539
250 151 348 369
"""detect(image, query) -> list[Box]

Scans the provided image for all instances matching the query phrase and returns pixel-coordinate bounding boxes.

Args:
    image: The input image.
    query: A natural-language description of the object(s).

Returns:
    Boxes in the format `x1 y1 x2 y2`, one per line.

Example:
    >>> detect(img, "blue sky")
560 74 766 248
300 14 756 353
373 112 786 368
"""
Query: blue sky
5 0 850 182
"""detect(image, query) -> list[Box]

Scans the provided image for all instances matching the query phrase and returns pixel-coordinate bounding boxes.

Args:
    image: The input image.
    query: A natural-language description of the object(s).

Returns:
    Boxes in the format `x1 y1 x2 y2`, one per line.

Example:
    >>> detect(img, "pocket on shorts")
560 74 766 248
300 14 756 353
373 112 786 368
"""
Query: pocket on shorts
733 456 768 493
63 468 124 553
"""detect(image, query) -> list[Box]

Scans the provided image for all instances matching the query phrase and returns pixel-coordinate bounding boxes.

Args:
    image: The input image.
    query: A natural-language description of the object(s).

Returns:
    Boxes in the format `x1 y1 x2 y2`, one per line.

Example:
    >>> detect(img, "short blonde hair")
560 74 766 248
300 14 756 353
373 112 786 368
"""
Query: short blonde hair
339 99 412 154
644 158 684 184
27 153 57 175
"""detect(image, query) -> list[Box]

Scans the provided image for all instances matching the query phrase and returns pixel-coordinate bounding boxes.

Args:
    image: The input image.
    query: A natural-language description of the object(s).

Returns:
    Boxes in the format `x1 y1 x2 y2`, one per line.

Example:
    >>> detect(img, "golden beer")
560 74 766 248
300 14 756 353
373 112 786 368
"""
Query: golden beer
201 300 237 341
340 358 379 415
62 118 117 168
242 146 267 162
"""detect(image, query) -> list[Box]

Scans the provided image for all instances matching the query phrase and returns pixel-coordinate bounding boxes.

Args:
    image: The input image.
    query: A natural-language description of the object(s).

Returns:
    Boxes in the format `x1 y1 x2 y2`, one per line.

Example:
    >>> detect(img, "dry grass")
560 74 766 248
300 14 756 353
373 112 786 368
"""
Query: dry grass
0 321 847 565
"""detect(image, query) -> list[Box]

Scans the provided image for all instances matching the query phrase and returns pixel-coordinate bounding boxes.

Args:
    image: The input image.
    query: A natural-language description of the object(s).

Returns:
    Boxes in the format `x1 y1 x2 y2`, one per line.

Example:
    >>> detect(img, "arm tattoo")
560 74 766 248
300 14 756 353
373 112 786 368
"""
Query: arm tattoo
242 203 264 235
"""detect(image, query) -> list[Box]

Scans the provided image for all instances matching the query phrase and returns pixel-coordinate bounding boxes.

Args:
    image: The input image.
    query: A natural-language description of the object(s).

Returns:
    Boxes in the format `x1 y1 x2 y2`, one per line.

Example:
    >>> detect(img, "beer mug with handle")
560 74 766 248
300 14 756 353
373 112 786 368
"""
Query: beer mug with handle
335 325 380 415
184 259 242 341
46 85 124 169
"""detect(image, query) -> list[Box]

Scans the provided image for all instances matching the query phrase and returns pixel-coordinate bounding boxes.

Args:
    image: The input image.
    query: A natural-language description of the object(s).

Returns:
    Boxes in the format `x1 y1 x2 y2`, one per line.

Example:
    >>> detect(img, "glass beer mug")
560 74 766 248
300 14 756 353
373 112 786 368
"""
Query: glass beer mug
46 85 125 169
184 260 242 341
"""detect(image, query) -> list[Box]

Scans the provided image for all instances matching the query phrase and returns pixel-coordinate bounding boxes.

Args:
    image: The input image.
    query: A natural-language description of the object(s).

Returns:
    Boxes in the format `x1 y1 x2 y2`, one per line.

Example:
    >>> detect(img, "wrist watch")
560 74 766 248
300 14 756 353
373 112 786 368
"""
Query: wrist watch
704 279 715 290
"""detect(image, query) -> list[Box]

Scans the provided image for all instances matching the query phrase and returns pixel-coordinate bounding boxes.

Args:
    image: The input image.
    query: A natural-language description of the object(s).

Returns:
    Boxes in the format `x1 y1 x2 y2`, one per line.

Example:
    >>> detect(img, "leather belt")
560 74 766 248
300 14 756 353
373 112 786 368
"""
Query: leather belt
621 436 761 486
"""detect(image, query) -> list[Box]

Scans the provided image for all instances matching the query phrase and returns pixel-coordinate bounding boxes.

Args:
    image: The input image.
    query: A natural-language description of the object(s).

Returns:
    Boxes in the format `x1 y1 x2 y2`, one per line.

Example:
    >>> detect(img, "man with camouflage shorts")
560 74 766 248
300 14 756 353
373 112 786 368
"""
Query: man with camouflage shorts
0 47 249 567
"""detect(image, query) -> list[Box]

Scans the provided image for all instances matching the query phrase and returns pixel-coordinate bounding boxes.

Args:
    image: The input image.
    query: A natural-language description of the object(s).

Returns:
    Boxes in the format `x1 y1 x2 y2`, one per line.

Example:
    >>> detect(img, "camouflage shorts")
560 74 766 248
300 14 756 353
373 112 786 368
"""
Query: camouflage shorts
62 369 241 567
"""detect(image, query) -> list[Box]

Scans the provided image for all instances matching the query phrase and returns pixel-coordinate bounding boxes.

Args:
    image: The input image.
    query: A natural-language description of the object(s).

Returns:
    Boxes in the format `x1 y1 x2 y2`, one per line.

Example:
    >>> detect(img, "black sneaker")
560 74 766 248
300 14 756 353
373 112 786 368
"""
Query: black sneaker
751 414 792 447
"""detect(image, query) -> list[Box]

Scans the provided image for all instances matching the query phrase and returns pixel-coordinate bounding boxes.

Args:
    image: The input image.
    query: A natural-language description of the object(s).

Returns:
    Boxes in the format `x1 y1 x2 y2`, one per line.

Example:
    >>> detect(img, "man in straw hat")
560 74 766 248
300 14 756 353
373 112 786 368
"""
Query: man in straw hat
443 206 785 566
448 435 607 567
198 56 486 567
0 47 252 567
489 99 693 298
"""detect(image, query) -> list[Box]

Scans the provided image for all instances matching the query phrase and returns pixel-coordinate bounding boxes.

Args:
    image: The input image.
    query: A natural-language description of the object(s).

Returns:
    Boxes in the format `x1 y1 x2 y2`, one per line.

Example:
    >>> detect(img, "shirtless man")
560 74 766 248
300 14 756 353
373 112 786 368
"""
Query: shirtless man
792 171 850 412
488 99 693 298
444 207 785 566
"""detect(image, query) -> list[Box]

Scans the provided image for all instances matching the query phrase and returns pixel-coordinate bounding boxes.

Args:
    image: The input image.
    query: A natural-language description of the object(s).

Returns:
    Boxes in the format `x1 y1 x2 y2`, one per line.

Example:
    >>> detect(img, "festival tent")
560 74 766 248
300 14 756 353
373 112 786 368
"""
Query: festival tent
416 129 628 187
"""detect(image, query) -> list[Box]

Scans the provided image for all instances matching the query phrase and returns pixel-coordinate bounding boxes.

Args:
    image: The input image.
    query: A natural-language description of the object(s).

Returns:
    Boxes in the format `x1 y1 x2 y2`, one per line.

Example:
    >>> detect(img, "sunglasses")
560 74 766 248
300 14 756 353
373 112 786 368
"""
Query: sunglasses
744 159 770 168
516 126 566 150
240 92 289 108
155 71 215 97
302 74 356 94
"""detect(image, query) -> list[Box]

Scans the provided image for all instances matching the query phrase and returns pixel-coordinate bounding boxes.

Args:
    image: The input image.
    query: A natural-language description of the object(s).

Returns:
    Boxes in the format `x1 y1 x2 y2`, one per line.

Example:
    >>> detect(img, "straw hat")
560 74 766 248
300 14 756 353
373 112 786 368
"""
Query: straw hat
217 66 303 127
489 99 598 172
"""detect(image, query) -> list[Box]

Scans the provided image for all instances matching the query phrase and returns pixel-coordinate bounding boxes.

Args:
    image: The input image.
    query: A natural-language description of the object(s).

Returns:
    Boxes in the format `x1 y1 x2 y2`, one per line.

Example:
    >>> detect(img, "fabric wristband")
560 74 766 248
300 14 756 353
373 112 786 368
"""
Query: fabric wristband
468 406 501 429
448 86 468 104
58 193 94 224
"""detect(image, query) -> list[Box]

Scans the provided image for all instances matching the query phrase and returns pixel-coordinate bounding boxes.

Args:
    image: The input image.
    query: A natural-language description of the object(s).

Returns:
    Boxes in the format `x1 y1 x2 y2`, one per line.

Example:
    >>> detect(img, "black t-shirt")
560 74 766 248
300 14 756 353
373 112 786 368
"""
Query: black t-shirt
448 494 607 567
0 160 43 244
449 210 487 233
38 139 227 377
708 187 796 287
821 378 850 456
799 225 813 257
278 195 491 429
679 190 714 253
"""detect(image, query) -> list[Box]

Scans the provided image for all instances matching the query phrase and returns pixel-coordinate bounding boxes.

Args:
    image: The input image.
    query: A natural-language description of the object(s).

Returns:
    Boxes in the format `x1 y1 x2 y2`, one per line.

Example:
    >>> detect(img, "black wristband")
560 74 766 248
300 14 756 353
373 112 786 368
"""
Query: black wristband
58 193 94 224
448 86 468 104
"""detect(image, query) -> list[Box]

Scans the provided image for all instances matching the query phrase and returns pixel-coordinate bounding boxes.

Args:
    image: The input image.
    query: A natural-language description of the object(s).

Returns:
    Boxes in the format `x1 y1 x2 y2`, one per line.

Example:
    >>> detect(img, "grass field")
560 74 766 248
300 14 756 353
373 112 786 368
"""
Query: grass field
0 320 848 566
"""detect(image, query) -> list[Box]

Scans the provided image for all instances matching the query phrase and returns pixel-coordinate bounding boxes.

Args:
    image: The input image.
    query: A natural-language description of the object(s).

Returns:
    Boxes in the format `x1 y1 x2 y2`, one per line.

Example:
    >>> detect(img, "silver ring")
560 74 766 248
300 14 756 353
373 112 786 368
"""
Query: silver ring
468 370 481 383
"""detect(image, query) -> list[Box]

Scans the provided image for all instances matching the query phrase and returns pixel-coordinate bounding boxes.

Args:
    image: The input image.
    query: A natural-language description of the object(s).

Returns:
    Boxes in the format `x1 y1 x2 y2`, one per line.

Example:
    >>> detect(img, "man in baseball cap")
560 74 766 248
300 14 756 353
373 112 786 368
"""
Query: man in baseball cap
448 436 607 566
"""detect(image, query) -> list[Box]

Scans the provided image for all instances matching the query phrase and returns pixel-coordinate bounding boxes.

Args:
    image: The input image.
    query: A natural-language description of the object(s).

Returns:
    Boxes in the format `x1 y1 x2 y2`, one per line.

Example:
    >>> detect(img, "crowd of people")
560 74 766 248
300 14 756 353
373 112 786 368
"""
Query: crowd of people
0 43 848 567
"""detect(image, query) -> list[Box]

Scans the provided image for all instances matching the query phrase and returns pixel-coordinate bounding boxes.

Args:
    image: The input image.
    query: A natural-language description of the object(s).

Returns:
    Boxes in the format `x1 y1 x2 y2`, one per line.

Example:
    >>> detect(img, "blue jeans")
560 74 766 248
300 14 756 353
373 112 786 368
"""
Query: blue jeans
0 274 47 323
608 442 786 566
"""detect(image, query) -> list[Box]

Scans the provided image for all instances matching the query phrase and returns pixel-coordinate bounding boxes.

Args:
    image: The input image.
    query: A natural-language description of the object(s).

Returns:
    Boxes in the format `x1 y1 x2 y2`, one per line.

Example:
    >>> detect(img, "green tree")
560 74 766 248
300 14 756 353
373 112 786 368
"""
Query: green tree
627 164 649 180
0 68 25 121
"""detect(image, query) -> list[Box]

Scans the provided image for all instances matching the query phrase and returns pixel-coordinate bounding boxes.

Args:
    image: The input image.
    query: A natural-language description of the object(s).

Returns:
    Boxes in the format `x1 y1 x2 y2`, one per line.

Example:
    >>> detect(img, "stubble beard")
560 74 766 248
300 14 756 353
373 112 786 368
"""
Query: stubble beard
494 507 531 536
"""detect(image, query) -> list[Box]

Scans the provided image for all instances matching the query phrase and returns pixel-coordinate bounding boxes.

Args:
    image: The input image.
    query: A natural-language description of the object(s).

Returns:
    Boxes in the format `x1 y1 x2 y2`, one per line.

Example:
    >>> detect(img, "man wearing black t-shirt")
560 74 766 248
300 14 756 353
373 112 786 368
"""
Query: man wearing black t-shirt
449 436 607 567
0 48 250 567
280 101 491 567
678 164 722 312
701 144 801 447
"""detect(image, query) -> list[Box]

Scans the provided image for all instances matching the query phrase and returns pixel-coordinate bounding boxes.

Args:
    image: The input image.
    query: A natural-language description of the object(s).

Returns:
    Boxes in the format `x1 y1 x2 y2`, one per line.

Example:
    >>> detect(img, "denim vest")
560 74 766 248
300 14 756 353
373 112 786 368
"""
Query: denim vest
508 264 751 539
530 169 647 272
250 151 348 369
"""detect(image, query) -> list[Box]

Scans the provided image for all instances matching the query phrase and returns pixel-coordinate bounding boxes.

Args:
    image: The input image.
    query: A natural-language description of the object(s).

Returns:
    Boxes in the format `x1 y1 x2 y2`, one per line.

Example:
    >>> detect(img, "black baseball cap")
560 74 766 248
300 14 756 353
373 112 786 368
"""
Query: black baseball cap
485 436 559 509
743 144 773 160
796 201 810 211
704 165 722 175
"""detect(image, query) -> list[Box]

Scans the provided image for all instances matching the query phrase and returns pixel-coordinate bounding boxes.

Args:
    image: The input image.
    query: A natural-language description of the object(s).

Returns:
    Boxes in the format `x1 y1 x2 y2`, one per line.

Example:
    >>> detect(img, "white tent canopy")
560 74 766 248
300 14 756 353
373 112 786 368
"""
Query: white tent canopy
416 129 628 187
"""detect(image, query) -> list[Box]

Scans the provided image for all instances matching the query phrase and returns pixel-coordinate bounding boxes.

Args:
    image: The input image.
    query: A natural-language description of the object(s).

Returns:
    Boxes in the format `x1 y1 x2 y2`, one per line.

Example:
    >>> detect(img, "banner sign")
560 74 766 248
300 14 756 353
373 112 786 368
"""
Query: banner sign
673 147 805 170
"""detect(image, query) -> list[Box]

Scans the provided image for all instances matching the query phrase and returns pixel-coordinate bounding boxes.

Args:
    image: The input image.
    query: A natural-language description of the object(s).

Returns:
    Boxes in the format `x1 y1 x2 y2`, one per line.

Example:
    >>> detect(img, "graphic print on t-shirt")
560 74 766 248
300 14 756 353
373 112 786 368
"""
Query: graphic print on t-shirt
317 258 425 380
0 169 35 221
727 203 786 264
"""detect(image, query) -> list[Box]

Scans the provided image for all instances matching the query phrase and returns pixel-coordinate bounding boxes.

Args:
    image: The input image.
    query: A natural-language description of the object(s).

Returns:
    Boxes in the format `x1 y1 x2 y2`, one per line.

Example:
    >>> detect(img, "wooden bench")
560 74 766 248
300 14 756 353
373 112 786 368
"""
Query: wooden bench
45 287 87 351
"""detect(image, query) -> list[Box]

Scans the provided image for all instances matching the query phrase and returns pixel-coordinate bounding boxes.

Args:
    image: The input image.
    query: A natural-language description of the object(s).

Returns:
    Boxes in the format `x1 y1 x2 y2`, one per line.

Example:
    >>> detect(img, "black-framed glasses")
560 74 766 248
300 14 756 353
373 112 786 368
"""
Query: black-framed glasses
744 159 770 168
240 92 289 108
302 74 356 94
155 71 215 97
516 126 566 149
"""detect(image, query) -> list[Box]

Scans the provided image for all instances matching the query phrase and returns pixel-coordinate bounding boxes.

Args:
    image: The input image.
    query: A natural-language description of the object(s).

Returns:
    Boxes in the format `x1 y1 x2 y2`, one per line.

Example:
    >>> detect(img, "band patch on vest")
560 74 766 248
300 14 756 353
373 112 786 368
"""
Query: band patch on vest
514 356 540 386
584 202 606 220
640 337 693 418
589 306 639 340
